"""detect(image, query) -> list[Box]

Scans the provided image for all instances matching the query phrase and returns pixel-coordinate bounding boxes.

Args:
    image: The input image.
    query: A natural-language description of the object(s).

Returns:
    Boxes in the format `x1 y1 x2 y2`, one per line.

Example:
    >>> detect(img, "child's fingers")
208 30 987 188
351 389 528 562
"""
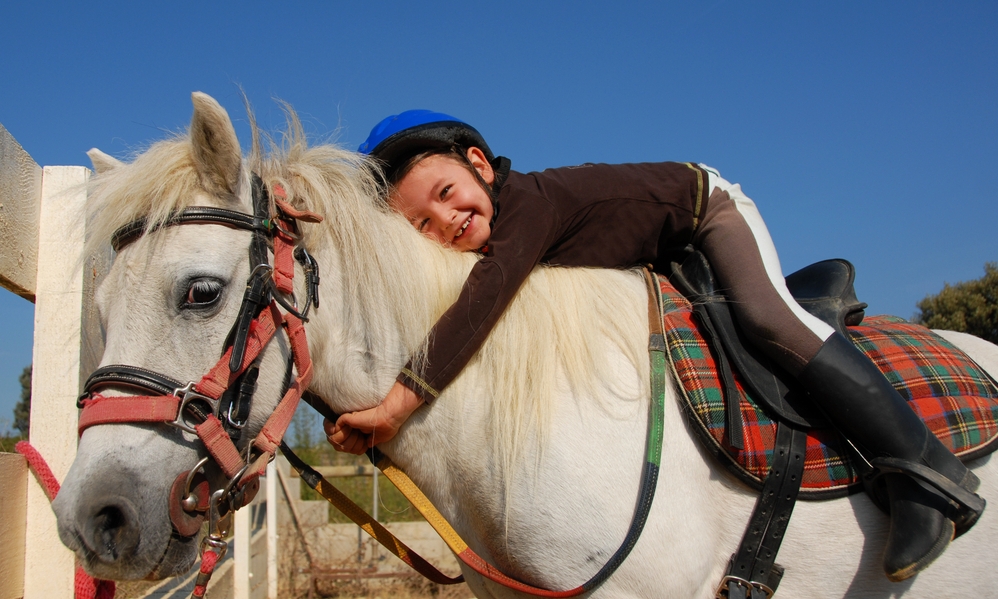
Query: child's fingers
340 430 368 455
337 408 380 433
327 424 367 454
326 420 356 444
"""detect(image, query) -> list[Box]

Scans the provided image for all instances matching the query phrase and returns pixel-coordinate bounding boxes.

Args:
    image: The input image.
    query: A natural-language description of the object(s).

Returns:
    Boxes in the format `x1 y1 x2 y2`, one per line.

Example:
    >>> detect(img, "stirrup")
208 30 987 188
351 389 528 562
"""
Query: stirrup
870 456 986 534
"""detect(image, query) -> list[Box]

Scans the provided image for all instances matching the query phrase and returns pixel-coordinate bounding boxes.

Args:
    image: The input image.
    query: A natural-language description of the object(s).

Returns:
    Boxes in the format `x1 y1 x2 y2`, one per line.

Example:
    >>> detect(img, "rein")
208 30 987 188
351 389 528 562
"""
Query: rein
77 175 322 597
286 268 669 596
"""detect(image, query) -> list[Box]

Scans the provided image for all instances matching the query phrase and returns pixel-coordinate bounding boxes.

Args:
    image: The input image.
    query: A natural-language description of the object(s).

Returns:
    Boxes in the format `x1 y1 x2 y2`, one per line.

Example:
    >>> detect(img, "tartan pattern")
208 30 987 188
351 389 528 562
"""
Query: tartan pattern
658 276 998 494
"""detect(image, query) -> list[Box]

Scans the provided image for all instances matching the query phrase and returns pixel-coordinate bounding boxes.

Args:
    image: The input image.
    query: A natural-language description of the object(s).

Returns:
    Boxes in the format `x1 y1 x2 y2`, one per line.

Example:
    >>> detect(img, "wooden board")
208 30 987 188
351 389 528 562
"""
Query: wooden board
0 124 41 301
0 452 27 599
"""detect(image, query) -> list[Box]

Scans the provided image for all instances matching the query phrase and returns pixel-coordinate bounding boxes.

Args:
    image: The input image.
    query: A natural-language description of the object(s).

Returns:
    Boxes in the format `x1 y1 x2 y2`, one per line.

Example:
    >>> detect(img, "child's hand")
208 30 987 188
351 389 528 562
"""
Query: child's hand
324 382 423 454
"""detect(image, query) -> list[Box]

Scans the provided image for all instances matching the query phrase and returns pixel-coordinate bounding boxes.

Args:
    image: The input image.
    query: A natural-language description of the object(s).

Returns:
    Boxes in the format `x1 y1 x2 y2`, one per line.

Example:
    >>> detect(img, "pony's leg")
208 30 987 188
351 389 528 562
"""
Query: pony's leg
693 173 985 582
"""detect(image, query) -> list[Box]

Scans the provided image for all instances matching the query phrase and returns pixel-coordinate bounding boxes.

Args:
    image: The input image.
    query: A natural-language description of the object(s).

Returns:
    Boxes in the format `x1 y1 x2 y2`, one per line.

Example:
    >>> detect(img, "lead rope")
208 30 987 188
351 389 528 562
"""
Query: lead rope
14 441 116 599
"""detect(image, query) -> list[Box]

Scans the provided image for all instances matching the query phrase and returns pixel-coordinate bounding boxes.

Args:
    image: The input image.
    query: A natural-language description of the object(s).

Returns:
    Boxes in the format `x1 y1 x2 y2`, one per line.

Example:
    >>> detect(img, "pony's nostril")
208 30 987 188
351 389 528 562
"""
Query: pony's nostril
87 503 140 563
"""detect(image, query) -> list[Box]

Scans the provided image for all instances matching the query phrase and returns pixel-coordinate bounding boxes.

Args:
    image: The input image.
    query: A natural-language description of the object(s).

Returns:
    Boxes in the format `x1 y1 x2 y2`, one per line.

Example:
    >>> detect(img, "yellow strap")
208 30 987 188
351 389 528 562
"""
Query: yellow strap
375 455 469 553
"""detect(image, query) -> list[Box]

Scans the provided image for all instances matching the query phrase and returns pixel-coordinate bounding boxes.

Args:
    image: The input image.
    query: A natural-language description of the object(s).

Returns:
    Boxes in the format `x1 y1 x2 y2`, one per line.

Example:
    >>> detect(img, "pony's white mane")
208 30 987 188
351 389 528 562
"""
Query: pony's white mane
86 104 650 478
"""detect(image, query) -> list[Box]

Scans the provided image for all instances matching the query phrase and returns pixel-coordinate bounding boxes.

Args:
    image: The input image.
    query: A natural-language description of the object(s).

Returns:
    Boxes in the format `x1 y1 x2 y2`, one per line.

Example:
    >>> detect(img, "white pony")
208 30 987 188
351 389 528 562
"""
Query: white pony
53 93 998 598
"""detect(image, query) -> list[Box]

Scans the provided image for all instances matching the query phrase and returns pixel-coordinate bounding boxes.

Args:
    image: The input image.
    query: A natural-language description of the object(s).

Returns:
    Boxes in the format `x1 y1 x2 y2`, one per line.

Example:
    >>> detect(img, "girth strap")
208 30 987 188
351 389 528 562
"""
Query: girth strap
718 423 807 599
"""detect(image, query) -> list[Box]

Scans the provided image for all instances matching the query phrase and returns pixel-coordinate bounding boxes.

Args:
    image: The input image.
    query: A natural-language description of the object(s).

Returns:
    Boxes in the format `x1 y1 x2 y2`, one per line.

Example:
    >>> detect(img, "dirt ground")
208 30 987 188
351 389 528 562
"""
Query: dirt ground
302 578 473 599
111 577 473 599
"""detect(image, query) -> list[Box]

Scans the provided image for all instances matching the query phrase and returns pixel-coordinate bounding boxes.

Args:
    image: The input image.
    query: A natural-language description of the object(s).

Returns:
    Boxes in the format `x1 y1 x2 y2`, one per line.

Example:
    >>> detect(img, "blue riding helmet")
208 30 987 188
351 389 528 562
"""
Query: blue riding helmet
358 110 494 181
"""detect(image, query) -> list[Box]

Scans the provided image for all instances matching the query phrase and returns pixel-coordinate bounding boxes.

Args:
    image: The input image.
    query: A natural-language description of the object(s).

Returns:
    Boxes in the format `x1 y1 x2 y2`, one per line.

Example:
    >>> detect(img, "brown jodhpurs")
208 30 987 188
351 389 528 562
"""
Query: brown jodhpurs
692 182 833 377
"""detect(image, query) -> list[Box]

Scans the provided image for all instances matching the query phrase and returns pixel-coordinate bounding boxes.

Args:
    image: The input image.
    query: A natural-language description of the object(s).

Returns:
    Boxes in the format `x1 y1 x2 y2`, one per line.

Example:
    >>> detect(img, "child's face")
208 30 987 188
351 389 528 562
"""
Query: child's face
391 148 495 252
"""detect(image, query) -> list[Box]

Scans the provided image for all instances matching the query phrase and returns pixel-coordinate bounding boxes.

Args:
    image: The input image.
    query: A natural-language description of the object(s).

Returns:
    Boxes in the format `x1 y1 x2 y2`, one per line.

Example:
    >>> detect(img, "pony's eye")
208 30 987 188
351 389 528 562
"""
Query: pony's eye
184 279 223 308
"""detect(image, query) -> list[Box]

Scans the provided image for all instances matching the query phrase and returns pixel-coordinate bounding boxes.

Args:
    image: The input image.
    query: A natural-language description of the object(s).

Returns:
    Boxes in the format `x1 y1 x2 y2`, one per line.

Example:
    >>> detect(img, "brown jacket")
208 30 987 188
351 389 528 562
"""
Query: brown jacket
398 160 710 401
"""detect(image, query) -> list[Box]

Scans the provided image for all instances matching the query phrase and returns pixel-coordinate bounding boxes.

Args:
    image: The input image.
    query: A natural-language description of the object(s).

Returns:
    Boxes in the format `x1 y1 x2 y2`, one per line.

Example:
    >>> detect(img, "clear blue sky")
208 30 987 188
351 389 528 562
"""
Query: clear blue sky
1 1 995 434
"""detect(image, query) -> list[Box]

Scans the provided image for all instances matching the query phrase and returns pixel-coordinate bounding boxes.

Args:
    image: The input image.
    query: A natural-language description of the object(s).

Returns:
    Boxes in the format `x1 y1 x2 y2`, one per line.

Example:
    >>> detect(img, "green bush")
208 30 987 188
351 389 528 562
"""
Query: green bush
914 263 998 343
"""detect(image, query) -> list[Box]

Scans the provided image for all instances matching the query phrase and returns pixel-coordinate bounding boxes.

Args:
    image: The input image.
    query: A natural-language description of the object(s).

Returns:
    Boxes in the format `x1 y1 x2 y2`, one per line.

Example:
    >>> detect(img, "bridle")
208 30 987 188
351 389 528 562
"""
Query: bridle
76 174 322 547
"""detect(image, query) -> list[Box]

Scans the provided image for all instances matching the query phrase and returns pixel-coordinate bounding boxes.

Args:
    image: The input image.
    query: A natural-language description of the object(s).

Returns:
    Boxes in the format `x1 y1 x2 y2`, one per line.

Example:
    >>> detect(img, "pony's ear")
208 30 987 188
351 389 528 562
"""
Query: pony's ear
87 148 123 174
189 92 242 195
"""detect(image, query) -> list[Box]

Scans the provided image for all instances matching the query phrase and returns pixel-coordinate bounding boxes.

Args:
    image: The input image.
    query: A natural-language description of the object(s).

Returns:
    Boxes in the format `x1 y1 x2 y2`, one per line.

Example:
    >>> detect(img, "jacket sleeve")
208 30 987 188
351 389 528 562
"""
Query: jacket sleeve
397 193 559 402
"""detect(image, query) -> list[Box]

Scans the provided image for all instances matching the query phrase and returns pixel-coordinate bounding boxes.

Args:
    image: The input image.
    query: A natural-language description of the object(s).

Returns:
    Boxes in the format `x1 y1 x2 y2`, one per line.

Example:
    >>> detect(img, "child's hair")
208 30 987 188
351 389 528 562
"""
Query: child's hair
388 144 495 200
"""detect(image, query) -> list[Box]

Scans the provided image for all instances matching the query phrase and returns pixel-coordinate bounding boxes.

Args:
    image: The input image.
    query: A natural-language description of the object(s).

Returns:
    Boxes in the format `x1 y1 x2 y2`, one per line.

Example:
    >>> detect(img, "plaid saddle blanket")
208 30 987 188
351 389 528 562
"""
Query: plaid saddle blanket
659 275 998 498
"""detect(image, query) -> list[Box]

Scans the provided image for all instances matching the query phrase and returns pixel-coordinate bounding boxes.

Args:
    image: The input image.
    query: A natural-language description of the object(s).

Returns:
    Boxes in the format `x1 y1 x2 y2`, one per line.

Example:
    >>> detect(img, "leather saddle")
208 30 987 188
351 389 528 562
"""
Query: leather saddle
667 250 868 448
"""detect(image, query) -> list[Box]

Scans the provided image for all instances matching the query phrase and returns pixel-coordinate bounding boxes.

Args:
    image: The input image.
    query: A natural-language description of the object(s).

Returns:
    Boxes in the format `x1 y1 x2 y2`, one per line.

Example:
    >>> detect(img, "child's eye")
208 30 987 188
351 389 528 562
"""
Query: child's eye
418 218 430 232
440 185 451 199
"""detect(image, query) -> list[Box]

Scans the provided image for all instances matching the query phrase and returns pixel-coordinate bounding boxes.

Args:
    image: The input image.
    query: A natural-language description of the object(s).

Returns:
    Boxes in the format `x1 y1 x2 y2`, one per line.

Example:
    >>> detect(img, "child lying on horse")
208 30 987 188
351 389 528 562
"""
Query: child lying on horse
324 110 984 581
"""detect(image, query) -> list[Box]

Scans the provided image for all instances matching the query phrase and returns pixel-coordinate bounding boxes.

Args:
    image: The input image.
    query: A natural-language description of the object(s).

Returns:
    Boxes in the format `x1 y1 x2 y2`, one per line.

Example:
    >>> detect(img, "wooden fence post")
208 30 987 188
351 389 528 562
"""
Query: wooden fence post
23 165 91 599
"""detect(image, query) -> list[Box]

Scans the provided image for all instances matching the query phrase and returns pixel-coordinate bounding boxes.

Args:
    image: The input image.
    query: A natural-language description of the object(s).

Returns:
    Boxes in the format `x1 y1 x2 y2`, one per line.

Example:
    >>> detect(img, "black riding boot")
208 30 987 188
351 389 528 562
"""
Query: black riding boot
799 333 985 581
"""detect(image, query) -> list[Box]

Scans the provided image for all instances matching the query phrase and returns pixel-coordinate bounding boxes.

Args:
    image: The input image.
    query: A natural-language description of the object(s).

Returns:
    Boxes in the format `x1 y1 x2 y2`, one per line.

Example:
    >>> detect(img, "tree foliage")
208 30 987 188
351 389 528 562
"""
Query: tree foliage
914 263 998 343
14 364 31 436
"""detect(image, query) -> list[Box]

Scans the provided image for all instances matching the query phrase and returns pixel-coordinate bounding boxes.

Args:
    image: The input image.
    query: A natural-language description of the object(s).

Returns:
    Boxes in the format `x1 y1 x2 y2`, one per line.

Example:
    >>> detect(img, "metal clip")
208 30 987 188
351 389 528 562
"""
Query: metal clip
225 401 248 430
294 246 320 317
271 219 301 241
212 462 251 514
199 531 229 561
200 486 236 559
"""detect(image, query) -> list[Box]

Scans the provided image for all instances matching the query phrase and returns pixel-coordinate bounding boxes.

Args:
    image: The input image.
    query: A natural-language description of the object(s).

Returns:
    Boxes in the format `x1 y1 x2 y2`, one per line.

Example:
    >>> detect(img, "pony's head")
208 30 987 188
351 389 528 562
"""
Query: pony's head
52 92 307 579
53 90 463 581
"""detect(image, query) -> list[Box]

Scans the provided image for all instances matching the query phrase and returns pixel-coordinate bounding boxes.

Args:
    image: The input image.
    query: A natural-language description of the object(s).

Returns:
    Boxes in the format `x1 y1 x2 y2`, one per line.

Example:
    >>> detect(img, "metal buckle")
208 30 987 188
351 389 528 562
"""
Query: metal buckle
168 382 221 434
249 263 274 280
715 575 774 599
